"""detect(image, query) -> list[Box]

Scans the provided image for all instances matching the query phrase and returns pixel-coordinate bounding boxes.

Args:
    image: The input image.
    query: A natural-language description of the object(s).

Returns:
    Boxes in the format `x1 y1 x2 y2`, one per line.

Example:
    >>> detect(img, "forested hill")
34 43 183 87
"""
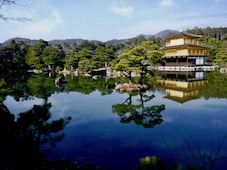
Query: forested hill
2 29 177 47
103 29 178 45
2 38 86 48
2 37 38 46
2 27 227 48
186 27 227 40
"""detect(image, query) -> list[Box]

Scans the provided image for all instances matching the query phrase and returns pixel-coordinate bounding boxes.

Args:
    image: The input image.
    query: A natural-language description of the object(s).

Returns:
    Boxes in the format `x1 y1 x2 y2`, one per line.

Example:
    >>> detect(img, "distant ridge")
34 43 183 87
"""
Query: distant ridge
2 29 178 46
153 29 179 38
2 37 38 46
106 29 178 45
136 29 178 39
49 38 85 46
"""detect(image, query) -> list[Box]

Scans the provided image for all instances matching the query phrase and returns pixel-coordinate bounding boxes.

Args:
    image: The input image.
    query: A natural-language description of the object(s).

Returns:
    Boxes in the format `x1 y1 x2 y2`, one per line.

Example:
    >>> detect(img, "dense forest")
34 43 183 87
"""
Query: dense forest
0 27 227 74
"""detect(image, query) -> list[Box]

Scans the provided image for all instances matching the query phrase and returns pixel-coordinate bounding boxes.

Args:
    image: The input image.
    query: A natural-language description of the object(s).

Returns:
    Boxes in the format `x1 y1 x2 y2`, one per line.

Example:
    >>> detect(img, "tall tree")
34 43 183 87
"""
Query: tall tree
94 45 115 68
42 44 64 70
25 40 49 70
7 40 27 69
114 40 163 84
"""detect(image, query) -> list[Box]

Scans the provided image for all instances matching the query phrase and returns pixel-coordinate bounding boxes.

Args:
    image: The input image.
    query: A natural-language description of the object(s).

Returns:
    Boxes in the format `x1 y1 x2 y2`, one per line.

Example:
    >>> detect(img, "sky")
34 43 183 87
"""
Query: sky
0 0 227 43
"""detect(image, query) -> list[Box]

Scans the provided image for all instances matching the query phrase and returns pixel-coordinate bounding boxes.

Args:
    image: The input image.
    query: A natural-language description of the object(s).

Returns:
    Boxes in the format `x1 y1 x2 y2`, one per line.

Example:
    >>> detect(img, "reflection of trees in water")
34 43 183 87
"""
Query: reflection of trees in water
199 71 227 99
112 92 165 128
64 76 114 95
0 102 71 170
0 73 116 102
0 72 30 102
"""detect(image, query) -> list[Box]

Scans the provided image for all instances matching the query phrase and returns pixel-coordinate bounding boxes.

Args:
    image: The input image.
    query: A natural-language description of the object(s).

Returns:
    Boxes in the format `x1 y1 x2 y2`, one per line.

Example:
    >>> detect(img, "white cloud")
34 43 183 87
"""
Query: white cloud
158 0 176 7
1 8 65 41
20 10 64 39
110 5 134 17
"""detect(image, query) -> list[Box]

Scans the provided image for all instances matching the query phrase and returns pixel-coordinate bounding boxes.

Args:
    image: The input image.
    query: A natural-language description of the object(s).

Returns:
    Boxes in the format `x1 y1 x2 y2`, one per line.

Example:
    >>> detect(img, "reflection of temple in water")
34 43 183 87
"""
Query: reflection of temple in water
157 71 208 104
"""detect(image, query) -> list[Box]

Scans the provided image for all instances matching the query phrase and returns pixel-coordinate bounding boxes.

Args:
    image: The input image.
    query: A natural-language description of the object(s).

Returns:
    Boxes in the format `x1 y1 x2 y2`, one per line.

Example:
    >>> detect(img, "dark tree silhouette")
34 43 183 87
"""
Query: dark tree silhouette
0 102 72 169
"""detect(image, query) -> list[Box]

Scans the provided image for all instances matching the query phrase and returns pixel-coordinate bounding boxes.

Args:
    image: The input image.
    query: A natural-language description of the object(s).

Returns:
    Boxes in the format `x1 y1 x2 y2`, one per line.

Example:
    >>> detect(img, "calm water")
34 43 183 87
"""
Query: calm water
1 71 227 169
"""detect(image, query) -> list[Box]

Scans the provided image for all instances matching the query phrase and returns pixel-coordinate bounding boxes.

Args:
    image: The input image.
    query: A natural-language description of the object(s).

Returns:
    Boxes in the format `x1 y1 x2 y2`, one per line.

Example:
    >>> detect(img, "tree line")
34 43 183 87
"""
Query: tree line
0 27 227 75
0 36 162 73
187 27 227 41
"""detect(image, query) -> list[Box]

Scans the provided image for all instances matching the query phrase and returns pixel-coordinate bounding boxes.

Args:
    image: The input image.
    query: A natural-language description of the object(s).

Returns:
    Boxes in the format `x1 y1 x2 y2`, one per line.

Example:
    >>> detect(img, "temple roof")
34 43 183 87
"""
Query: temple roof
165 31 202 40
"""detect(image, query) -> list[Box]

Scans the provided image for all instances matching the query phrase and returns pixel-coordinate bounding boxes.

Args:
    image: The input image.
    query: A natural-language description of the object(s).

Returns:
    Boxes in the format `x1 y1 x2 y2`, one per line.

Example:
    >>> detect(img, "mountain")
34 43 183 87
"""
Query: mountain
105 39 129 45
1 29 178 47
2 37 38 46
153 29 178 38
49 38 84 46
106 29 178 45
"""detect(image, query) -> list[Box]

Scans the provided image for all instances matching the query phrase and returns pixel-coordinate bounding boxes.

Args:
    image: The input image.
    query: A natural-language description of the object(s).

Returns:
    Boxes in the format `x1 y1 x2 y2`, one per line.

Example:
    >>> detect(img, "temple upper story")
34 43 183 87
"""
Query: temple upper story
161 31 210 57
165 31 202 47
157 31 216 72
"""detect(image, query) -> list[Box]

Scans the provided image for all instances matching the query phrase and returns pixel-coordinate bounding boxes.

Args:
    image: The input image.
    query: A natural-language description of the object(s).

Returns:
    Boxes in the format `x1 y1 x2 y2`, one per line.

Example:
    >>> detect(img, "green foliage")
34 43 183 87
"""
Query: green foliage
78 59 97 73
64 76 113 95
27 74 58 100
135 156 166 170
187 27 227 41
26 40 49 69
198 36 224 62
114 40 163 83
25 40 65 70
64 51 80 70
42 45 64 70
0 40 28 71
213 50 227 68
198 71 227 99
136 155 183 170
0 79 12 102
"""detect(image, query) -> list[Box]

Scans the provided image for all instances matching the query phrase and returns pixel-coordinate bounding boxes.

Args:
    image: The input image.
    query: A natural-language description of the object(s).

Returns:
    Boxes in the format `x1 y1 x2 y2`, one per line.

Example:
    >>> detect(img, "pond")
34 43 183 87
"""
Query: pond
1 71 227 170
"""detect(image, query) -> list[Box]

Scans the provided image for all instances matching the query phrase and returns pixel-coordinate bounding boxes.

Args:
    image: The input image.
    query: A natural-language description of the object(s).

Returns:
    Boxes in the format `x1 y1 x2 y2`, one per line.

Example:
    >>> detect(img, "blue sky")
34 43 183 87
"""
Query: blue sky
0 0 227 43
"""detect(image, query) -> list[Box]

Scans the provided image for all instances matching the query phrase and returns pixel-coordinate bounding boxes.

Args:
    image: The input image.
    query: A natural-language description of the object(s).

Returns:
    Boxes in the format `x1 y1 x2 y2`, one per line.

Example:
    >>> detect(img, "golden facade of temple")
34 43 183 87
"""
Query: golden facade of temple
163 31 209 57
158 31 216 71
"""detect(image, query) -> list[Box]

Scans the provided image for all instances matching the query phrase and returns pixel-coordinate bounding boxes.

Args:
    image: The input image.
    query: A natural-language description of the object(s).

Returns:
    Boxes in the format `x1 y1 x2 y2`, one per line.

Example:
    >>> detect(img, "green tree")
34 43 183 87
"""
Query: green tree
213 50 227 68
114 40 163 84
42 44 64 70
26 40 49 70
78 58 97 74
0 40 27 71
78 40 97 51
64 51 78 70
198 36 223 62
7 40 27 69
64 49 92 70
94 46 115 68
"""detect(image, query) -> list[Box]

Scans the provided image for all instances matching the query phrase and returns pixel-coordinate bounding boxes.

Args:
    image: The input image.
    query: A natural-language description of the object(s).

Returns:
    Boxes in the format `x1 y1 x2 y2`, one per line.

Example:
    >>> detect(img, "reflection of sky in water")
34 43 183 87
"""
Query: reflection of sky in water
3 96 44 119
3 89 227 169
